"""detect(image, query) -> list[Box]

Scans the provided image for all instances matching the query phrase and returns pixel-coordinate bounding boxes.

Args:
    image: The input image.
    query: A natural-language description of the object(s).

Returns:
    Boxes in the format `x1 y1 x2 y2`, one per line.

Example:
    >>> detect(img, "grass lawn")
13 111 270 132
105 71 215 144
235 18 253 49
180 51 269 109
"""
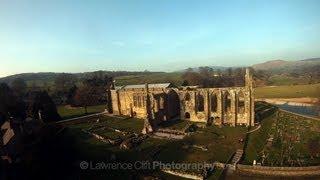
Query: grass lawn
158 119 191 131
65 115 247 179
242 113 276 164
69 116 246 164
254 83 320 98
57 105 107 120
69 115 144 133
155 125 247 164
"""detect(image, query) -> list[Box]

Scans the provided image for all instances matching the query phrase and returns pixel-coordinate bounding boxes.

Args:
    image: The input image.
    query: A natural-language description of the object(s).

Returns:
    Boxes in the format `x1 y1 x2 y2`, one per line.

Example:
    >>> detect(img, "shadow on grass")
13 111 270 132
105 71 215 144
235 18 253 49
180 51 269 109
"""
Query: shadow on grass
60 112 98 120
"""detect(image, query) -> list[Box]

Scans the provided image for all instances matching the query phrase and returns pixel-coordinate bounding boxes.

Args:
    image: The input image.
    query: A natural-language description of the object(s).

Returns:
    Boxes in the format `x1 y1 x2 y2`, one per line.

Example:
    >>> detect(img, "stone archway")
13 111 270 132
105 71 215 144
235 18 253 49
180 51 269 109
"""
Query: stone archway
166 89 181 120
185 112 190 119
211 93 217 112
237 91 245 114
196 93 205 112
223 91 231 113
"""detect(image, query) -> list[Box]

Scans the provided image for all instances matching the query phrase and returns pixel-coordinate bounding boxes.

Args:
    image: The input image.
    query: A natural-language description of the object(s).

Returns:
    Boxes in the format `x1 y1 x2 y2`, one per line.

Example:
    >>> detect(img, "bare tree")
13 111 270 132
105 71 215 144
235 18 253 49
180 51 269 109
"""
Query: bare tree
74 85 99 114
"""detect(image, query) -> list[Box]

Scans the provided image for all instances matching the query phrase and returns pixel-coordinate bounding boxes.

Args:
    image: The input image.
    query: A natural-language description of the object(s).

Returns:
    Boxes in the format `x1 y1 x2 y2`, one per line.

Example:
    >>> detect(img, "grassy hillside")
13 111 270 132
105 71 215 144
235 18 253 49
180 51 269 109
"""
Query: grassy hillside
114 72 184 86
0 71 160 86
1 58 319 88
252 58 320 72
267 74 308 86
255 83 320 98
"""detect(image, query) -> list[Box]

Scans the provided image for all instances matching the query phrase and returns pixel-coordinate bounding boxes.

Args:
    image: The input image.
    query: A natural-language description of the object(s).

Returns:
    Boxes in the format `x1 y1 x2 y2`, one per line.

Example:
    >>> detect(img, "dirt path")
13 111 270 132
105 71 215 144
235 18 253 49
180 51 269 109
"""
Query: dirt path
55 111 112 125
246 125 261 134
257 97 319 106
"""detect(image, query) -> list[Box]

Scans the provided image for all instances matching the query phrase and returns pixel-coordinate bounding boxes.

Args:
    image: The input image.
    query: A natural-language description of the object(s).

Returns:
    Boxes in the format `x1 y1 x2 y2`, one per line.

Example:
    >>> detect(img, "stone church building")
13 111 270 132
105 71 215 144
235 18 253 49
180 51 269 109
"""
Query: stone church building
110 68 254 127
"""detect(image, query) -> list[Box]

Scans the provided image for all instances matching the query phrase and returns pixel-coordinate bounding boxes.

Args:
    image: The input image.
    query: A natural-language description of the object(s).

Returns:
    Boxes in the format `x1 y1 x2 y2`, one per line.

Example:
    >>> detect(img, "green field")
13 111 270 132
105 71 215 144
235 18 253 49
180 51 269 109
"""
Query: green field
114 72 183 86
57 105 107 119
255 83 320 98
242 114 276 164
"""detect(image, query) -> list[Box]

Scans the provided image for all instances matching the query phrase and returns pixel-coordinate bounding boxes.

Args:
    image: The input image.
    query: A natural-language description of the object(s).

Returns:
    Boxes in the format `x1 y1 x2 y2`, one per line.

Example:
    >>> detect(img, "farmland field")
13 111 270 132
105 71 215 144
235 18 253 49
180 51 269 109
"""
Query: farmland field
254 83 320 98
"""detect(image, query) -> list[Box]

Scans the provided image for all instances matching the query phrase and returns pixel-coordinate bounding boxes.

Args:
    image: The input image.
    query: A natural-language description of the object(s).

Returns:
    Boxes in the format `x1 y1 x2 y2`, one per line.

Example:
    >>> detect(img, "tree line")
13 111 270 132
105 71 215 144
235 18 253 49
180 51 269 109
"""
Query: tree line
181 66 248 88
0 72 113 124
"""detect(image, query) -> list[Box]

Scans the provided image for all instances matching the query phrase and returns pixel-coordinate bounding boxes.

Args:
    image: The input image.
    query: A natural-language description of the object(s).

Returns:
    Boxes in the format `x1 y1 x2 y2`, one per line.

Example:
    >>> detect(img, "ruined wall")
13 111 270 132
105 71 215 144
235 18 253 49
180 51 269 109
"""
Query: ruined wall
110 68 255 127
179 87 253 126
111 87 168 120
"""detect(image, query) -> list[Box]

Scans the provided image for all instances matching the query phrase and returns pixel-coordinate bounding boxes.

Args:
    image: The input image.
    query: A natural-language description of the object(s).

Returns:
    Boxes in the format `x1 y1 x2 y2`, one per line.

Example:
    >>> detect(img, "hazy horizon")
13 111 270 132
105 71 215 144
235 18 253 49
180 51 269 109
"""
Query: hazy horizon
1 0 320 77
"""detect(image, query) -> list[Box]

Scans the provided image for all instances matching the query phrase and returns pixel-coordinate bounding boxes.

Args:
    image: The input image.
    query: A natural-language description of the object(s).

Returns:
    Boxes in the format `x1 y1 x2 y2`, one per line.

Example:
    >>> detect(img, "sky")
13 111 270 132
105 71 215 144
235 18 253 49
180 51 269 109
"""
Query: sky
0 0 320 77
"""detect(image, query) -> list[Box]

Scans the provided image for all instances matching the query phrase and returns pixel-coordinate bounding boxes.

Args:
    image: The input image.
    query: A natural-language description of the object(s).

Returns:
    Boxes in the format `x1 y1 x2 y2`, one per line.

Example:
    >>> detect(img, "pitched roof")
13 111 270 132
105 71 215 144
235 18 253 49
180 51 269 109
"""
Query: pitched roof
115 83 172 90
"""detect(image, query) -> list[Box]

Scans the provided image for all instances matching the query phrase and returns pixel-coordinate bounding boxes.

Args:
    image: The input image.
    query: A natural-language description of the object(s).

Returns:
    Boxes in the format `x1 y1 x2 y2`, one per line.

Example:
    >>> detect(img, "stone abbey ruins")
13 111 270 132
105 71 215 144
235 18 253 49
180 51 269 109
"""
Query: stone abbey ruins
110 68 254 132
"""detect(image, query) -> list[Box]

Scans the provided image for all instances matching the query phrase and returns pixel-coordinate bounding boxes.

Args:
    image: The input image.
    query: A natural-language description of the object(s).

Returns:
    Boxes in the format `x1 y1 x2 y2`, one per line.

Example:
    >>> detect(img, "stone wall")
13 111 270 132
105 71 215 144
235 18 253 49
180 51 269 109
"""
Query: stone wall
237 164 320 177
179 87 254 126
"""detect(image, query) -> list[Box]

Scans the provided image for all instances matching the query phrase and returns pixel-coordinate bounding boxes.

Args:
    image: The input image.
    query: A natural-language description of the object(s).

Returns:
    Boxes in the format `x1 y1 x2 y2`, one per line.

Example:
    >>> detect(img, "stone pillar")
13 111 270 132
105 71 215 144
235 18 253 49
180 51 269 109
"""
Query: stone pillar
245 68 255 126
250 89 255 126
208 91 211 120
230 91 236 127
218 91 224 125
193 91 197 114
142 83 154 134
111 90 121 115
205 91 210 122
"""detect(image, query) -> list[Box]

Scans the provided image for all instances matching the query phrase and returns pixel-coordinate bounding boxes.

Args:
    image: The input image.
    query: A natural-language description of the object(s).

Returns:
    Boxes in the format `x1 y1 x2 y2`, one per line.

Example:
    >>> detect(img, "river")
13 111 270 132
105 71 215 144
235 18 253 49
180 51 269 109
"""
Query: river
274 103 319 118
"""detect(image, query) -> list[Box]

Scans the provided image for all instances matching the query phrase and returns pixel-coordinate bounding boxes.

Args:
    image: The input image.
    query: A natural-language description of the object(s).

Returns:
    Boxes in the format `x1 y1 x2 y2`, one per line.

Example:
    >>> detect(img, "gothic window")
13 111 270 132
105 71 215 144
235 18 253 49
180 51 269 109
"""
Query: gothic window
211 94 217 112
223 92 231 112
137 96 142 107
159 96 165 109
133 95 137 107
196 93 204 112
238 91 245 114
185 112 190 119
142 96 145 107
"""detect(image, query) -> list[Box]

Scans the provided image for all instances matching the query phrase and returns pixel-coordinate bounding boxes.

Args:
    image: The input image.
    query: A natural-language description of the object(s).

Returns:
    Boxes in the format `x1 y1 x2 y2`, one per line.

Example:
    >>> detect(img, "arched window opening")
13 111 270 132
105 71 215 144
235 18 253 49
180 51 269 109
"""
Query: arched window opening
159 96 165 109
196 93 204 112
223 92 231 113
137 96 142 107
167 90 181 119
133 95 137 107
185 112 190 119
211 94 217 112
238 91 245 114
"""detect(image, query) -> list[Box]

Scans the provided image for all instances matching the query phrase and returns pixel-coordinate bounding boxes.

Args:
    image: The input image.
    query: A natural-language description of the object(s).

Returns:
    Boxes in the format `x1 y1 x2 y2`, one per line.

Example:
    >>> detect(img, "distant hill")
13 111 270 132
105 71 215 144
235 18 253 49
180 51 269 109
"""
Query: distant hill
1 57 319 87
252 58 320 73
251 58 320 86
252 60 289 70
0 71 160 86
